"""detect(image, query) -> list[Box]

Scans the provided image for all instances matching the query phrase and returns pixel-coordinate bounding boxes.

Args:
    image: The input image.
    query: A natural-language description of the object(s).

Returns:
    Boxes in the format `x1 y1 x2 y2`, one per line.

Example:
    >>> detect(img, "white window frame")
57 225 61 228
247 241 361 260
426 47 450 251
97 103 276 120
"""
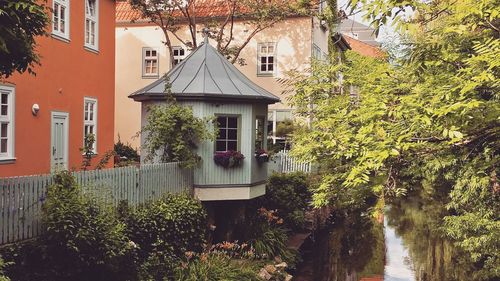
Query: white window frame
173 46 187 66
215 115 240 152
0 85 15 161
52 0 70 40
257 42 277 76
84 0 99 50
142 47 159 78
83 98 98 154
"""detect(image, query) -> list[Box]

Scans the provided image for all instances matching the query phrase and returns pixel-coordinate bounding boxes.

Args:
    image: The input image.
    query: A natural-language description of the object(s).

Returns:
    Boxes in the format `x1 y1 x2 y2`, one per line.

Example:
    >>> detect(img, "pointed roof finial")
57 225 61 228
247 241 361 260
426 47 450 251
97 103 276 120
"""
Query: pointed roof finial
202 27 209 44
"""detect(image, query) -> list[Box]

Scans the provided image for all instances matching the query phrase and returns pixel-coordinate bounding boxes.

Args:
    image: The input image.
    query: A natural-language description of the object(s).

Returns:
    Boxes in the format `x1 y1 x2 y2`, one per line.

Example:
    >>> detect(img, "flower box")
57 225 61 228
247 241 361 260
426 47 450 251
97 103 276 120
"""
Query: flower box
255 149 269 164
214 150 245 168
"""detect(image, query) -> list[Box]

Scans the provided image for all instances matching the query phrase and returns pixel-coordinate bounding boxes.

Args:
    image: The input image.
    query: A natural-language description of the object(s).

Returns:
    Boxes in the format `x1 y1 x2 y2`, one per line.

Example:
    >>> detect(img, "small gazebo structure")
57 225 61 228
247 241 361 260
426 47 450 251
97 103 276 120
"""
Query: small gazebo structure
129 32 280 201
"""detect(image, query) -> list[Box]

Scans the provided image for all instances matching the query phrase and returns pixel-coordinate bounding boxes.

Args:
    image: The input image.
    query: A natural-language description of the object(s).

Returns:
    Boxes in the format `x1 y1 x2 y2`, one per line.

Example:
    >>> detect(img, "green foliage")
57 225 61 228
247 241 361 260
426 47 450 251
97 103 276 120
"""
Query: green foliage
114 137 140 162
120 194 208 280
256 172 312 231
289 0 499 278
0 257 9 281
142 103 214 168
174 253 260 281
39 171 133 280
130 0 311 66
0 0 48 77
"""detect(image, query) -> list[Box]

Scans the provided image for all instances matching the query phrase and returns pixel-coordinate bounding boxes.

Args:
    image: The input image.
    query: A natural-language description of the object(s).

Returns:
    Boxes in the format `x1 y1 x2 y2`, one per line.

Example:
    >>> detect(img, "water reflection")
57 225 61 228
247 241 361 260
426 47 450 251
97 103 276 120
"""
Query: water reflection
386 196 473 281
294 210 385 281
295 193 490 281
383 218 415 281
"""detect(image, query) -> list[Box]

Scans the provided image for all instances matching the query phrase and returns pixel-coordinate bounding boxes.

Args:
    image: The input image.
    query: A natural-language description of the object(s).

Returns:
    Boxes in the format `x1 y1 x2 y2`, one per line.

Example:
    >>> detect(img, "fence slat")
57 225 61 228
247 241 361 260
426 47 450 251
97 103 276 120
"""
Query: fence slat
0 162 193 245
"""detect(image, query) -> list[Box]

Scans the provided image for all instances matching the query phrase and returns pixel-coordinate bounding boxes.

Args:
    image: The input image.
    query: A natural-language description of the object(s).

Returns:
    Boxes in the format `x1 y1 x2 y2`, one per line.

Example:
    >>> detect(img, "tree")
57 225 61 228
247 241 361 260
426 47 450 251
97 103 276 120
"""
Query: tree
128 0 311 66
288 0 499 279
0 0 48 77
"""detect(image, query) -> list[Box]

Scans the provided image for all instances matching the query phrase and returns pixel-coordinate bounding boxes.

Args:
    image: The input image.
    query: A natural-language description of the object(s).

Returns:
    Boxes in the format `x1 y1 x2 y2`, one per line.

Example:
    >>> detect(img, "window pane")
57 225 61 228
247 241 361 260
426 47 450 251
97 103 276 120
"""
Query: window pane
1 93 7 104
261 57 267 64
1 123 7 137
227 129 237 140
173 49 179 56
268 45 274 53
180 49 185 56
151 50 157 56
0 139 6 153
146 50 151 57
268 64 274 71
60 6 65 33
85 21 90 43
261 45 267 53
217 129 227 139
227 117 237 128
91 22 95 45
261 64 267 72
216 141 226 152
217 116 227 128
268 57 274 64
227 141 237 151
1 105 7 116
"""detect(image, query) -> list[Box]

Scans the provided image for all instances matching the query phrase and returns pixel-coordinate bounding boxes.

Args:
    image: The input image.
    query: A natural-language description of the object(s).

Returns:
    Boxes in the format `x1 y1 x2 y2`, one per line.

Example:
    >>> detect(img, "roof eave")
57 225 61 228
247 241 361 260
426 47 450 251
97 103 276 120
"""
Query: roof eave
129 92 280 104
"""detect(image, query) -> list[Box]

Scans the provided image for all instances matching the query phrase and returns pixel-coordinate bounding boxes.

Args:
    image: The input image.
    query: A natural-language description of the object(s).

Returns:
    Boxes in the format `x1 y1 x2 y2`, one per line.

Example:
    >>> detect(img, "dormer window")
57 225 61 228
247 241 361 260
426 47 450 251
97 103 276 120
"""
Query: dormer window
52 0 70 40
85 0 99 50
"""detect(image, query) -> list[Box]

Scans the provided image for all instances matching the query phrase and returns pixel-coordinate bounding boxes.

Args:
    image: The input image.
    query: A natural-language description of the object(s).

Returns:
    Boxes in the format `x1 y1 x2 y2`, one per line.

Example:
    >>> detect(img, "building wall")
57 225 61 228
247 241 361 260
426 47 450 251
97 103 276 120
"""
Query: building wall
140 101 268 187
0 0 115 177
116 17 314 148
340 19 379 46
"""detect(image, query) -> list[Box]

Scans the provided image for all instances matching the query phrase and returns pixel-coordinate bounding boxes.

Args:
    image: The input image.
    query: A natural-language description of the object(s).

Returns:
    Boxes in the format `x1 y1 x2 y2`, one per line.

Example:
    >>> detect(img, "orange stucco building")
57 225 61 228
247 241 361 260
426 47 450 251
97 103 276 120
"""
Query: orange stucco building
0 0 115 177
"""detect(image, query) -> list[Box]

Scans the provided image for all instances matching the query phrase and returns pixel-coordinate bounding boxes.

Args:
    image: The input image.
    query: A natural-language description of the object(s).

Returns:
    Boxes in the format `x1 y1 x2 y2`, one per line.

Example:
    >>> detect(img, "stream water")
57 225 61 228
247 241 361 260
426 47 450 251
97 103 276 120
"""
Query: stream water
293 195 482 281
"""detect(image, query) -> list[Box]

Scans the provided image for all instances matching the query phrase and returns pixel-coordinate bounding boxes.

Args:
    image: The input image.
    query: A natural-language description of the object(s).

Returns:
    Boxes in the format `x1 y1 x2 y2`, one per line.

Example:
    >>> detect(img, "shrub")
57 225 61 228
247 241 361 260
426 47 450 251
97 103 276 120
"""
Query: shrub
40 171 133 281
235 208 298 267
0 257 9 281
114 137 140 162
174 253 260 281
256 172 312 231
121 193 207 279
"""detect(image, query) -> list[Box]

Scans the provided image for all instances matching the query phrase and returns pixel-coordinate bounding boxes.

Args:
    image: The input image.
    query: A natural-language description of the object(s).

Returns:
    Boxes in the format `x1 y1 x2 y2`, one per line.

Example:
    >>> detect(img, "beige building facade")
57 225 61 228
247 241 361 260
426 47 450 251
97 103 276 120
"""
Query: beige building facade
115 2 330 149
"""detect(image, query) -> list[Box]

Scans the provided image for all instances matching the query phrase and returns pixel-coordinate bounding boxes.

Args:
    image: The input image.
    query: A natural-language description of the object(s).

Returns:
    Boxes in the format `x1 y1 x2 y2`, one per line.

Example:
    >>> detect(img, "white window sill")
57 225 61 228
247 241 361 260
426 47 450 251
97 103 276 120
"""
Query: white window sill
84 45 99 54
257 73 275 77
142 74 160 79
0 157 16 164
51 33 71 43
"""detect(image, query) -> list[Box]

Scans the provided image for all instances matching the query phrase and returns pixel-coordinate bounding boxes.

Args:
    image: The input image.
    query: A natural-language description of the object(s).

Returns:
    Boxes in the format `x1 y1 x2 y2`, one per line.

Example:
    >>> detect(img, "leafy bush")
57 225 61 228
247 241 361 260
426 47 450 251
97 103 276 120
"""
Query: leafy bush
256 172 312 231
174 253 260 281
235 208 298 267
141 103 215 168
40 171 133 281
120 194 207 279
114 137 140 162
0 257 9 281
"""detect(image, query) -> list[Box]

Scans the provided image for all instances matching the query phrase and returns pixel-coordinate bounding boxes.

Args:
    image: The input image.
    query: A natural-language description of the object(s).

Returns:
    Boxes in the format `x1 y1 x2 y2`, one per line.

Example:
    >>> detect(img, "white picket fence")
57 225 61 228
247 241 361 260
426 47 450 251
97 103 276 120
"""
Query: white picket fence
0 162 193 245
268 150 314 174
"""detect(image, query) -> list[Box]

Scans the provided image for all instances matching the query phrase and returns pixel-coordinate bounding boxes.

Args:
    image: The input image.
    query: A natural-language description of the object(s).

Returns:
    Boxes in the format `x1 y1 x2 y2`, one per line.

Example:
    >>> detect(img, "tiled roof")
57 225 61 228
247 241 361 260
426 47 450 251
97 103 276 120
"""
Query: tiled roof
116 1 144 22
116 0 316 23
344 35 385 58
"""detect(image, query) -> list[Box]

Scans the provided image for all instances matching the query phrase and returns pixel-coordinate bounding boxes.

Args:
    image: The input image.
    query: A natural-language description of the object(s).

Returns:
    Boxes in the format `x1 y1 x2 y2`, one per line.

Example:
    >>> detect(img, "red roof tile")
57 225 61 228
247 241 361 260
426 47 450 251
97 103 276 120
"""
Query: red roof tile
116 0 317 23
344 35 386 58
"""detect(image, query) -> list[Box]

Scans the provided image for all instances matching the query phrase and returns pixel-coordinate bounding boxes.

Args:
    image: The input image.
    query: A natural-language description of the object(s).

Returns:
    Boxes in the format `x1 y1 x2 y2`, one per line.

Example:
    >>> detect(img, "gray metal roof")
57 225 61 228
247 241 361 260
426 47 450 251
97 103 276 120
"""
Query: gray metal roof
129 36 280 104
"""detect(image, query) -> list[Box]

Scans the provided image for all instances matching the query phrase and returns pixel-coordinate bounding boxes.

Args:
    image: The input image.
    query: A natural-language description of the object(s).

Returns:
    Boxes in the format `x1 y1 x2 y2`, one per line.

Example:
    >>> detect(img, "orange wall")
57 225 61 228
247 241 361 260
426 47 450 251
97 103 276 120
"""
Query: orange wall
0 0 115 177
